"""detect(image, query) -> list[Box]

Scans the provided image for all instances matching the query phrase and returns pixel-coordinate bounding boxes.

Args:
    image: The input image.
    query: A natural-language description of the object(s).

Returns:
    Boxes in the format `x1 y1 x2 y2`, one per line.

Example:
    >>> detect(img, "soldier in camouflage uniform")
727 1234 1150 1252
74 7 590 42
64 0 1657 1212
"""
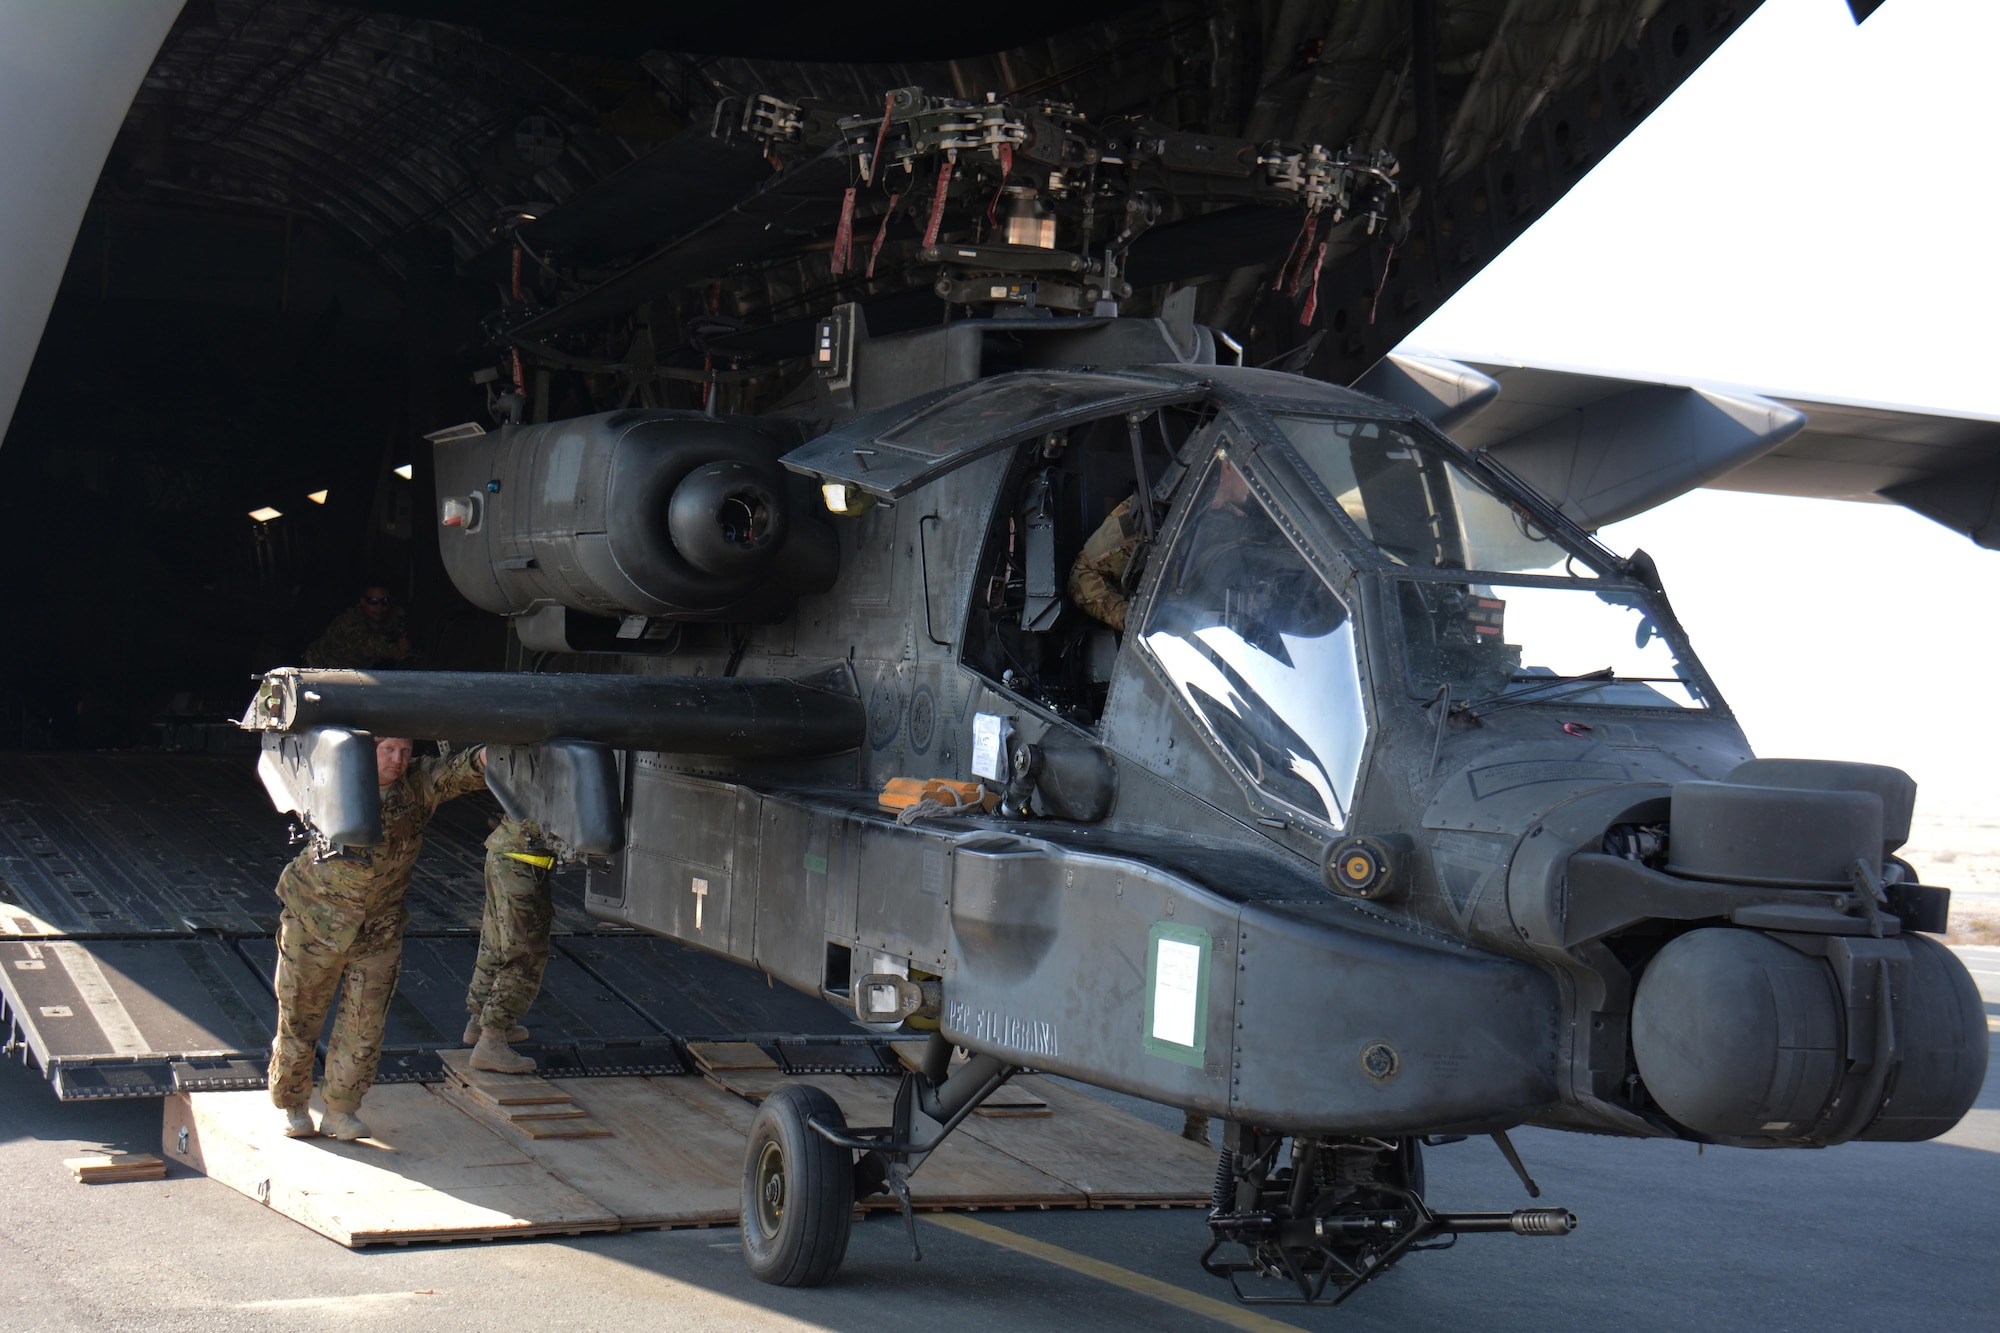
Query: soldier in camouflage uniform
268 736 486 1140
304 585 410 669
461 816 556 1074
1067 496 1145 632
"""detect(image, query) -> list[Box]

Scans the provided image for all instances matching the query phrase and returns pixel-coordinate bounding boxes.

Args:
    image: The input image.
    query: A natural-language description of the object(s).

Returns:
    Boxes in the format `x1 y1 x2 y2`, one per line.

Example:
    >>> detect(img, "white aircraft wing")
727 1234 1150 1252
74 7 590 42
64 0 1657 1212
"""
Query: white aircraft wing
1358 352 2000 548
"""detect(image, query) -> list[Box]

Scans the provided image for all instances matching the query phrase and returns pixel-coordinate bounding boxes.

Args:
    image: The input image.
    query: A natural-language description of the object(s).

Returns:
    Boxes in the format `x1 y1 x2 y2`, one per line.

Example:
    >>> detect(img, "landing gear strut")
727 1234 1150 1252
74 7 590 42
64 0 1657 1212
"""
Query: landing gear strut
738 1034 1014 1288
1201 1129 1576 1306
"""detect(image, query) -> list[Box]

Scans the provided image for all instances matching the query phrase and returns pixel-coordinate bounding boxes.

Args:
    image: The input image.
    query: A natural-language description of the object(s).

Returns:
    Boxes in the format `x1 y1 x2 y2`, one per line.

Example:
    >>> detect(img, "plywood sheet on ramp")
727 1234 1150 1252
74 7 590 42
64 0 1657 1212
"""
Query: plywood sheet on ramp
167 1070 1211 1247
436 1067 751 1229
959 1078 1218 1207
162 1086 619 1246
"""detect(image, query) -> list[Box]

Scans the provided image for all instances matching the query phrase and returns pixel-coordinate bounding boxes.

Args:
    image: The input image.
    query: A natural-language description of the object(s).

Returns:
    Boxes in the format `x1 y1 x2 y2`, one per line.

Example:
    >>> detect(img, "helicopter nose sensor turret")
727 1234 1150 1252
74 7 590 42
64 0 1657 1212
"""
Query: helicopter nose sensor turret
1630 925 1984 1145
1489 755 1985 1148
667 458 788 575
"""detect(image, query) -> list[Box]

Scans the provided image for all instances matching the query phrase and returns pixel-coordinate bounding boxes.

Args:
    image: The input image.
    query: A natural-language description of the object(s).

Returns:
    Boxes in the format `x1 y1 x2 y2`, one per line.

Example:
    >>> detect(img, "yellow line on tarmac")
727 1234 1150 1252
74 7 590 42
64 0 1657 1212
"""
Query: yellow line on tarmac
1987 1014 1998 1033
922 1213 1304 1333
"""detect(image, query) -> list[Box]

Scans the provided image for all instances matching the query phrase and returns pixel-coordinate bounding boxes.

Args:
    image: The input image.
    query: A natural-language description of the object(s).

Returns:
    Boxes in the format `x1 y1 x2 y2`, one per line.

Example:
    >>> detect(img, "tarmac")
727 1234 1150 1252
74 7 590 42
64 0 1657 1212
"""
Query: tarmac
2 947 1994 1333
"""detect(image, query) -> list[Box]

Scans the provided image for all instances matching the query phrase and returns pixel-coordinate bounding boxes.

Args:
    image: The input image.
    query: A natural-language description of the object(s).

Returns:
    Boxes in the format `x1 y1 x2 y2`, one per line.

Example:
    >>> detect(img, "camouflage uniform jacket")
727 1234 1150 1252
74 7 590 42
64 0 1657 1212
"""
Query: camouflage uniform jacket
275 748 486 952
485 814 552 861
1067 496 1145 632
304 605 408 669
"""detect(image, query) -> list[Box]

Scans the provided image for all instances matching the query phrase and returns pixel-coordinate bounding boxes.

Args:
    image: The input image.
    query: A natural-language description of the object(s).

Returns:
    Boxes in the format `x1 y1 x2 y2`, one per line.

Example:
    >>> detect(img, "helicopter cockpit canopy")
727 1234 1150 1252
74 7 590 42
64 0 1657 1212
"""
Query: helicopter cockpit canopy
779 363 1717 802
1258 410 1712 714
1270 413 1603 578
1139 456 1368 826
782 368 1205 500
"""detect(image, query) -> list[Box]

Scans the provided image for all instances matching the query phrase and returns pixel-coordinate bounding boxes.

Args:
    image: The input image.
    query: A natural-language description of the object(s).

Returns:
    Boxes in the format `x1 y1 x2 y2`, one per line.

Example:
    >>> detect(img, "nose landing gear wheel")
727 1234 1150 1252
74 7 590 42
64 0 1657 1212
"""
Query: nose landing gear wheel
741 1083 855 1286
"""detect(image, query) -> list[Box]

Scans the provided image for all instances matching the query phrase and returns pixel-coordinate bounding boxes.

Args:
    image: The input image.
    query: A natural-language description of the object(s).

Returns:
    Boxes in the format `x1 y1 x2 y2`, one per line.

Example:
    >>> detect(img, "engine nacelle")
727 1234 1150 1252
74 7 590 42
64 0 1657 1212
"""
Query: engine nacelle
434 410 837 649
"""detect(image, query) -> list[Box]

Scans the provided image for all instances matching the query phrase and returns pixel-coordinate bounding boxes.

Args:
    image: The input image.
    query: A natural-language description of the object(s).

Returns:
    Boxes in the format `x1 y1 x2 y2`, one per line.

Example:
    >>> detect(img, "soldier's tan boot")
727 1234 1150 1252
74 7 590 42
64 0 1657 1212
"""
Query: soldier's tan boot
281 1107 317 1138
470 1027 536 1074
462 1019 530 1045
320 1107 371 1141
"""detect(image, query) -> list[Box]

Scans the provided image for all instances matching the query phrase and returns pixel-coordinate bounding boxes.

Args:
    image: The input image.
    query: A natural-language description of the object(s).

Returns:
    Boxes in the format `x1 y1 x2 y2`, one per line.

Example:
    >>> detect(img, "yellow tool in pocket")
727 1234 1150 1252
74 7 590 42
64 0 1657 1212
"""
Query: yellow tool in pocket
502 851 556 869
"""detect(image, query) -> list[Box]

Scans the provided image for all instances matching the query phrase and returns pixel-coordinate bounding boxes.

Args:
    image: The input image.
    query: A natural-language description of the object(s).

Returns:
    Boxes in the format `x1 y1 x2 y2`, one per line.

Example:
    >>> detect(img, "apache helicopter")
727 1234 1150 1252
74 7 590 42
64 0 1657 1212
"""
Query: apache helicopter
240 85 1986 1307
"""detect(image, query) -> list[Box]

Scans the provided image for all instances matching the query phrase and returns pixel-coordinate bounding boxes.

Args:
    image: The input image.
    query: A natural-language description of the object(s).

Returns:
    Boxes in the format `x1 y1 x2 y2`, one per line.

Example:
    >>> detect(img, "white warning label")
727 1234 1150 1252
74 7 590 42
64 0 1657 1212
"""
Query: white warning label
1151 937 1203 1047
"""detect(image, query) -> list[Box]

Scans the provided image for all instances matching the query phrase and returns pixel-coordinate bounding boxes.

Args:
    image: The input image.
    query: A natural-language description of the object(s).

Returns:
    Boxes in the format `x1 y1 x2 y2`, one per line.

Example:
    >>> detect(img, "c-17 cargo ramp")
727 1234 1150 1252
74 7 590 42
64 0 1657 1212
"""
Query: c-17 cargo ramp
0 752 1215 1247
0 751 858 1096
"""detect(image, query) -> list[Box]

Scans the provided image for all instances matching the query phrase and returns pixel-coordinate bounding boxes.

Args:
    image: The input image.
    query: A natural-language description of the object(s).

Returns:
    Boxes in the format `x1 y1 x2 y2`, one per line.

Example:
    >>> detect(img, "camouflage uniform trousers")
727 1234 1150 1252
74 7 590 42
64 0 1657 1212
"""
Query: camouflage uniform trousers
464 835 554 1032
264 746 487 1110
267 905 405 1113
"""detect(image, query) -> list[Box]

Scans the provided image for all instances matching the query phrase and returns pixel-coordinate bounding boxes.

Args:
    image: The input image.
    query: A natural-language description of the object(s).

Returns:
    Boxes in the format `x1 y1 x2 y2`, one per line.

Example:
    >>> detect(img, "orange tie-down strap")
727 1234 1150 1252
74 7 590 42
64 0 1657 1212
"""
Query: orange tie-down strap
878 777 998 814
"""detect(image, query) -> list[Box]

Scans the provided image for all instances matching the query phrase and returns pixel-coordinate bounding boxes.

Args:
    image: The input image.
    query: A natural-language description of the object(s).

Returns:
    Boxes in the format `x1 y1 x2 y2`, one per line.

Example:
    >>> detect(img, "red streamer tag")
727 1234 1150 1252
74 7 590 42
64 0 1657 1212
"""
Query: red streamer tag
986 141 1016 227
1286 216 1321 299
832 187 857 275
1368 239 1398 326
868 92 896 186
922 161 953 251
1272 213 1315 294
1299 241 1328 326
867 191 904 279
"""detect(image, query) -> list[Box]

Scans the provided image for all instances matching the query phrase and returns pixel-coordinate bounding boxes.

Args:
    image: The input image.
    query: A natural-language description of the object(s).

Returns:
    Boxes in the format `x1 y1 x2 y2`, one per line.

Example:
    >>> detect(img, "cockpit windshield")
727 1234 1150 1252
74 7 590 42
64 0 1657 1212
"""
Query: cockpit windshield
1398 580 1708 711
1260 413 1705 711
1269 414 1601 578
1139 459 1368 826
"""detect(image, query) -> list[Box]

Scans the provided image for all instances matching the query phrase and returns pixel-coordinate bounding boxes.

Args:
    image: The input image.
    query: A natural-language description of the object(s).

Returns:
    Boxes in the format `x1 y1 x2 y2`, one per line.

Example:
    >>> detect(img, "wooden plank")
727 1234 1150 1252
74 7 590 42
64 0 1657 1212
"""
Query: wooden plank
438 1048 575 1105
434 1077 747 1229
457 1084 576 1109
502 1104 590 1122
511 1117 613 1140
957 1077 1215 1206
67 1153 166 1182
699 1065 792 1101
161 1088 619 1247
686 1040 777 1072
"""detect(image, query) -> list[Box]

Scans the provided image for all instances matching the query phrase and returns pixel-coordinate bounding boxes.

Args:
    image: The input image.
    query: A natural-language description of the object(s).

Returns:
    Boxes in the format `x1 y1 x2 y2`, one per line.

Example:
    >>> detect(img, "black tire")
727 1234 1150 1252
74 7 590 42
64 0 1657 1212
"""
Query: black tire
740 1084 854 1287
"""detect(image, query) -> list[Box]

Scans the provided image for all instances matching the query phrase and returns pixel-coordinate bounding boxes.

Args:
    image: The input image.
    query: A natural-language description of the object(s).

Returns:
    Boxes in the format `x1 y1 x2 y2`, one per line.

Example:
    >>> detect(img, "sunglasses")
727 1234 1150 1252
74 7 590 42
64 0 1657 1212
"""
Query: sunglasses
362 596 391 606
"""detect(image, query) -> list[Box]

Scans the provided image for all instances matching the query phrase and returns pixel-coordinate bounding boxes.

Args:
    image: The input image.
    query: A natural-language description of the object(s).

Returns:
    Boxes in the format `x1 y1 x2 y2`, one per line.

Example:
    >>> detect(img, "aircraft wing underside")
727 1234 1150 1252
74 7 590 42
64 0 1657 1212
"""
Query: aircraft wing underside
1388 353 2000 548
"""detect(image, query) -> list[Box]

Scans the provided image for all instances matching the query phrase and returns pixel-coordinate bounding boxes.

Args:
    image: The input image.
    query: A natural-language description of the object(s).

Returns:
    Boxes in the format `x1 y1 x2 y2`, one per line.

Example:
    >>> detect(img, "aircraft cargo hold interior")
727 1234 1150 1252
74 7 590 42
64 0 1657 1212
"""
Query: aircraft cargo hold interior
1 1 1994 1325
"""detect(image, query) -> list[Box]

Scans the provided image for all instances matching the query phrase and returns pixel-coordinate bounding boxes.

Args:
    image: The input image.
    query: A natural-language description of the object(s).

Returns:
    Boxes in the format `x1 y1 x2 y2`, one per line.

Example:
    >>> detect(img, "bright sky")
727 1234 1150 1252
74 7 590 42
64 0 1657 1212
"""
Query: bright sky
1405 0 2000 818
